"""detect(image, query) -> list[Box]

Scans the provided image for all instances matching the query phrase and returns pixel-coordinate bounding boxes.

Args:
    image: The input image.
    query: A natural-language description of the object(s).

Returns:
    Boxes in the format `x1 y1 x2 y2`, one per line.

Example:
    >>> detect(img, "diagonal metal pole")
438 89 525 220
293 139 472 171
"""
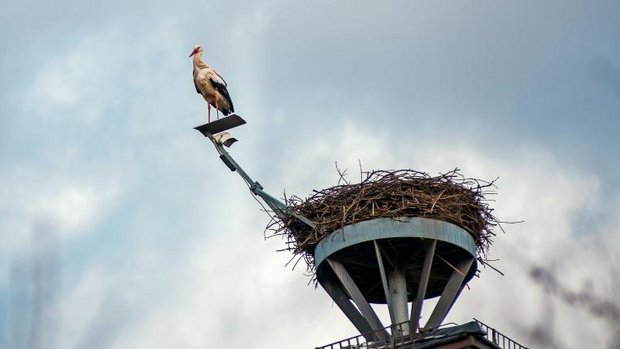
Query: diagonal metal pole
202 130 315 229
320 277 377 342
373 240 394 324
410 239 436 332
327 258 389 342
424 257 474 329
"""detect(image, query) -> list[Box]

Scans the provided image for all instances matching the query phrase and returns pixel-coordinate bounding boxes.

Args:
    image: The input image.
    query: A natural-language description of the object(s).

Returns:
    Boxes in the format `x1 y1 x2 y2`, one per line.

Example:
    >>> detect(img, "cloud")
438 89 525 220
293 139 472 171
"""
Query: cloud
264 121 615 347
2 1 620 349
36 119 612 349
591 57 620 99
0 167 121 251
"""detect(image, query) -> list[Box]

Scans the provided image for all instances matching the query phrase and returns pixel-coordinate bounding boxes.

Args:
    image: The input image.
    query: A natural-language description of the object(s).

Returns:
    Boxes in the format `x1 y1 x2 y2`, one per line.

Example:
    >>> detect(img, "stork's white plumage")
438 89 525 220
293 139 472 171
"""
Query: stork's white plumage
189 44 234 122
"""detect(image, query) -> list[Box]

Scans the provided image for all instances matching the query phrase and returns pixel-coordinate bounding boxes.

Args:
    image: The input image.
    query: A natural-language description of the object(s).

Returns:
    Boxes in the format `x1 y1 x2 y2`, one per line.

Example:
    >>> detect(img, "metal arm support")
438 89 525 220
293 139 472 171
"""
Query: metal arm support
205 133 315 229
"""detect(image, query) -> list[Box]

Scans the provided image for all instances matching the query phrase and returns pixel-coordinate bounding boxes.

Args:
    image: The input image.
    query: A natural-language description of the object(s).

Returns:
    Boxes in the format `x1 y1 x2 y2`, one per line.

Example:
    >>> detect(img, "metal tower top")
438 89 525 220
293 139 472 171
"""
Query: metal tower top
196 115 493 346
314 217 477 342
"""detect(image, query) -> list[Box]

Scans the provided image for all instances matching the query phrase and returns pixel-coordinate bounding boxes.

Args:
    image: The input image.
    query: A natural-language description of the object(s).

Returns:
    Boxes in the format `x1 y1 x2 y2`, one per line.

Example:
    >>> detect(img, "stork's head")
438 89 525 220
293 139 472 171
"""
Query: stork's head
189 44 203 58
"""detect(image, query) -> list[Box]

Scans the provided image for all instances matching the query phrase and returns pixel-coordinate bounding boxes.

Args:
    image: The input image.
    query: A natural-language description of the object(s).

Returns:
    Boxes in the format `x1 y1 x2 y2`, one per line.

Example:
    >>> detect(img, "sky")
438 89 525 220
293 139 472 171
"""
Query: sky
1 0 620 348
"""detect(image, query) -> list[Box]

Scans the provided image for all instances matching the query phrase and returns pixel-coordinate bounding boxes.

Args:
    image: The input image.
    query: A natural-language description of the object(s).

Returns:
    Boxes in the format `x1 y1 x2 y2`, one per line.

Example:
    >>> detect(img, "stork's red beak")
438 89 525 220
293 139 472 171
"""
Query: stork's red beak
189 48 198 57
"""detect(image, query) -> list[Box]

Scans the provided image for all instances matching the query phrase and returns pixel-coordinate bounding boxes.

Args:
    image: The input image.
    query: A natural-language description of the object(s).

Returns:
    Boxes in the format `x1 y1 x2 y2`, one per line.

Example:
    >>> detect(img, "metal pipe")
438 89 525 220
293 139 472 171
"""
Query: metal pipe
410 239 436 332
388 263 409 335
373 240 394 323
205 132 315 228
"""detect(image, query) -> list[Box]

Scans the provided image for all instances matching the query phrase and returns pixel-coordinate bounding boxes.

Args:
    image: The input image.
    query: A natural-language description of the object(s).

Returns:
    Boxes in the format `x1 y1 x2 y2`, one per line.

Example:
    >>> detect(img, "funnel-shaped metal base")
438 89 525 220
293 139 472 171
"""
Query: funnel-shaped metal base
314 217 477 341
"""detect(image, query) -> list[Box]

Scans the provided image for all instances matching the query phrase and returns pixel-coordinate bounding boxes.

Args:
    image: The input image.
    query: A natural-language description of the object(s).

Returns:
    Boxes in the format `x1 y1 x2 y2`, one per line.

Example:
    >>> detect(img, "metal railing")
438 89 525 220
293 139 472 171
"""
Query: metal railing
316 321 415 349
474 318 529 349
317 319 529 349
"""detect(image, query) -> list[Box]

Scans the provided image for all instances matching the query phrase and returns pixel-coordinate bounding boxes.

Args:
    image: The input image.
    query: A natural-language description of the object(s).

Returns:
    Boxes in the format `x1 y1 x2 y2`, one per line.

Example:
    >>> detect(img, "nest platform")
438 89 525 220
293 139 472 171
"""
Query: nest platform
267 169 500 272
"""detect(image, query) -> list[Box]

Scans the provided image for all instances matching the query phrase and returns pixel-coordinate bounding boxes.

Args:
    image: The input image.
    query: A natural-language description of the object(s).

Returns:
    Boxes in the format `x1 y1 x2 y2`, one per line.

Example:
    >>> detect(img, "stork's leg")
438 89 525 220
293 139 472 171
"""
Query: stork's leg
215 99 220 120
207 102 211 123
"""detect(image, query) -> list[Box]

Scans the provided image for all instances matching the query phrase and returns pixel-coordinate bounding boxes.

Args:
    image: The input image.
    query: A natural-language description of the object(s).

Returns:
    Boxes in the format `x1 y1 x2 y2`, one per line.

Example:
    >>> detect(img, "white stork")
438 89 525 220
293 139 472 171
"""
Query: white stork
189 44 234 122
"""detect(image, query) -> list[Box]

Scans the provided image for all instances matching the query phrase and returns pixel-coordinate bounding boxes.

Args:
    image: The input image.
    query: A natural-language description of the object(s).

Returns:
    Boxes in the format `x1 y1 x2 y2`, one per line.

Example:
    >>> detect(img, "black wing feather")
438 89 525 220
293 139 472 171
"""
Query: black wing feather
209 74 235 114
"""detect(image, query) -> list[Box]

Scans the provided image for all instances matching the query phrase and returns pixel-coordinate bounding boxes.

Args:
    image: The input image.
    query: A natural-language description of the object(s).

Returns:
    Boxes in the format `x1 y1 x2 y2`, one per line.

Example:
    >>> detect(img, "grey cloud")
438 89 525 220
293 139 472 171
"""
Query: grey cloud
5 219 62 349
73 293 132 349
1 0 620 348
591 57 620 99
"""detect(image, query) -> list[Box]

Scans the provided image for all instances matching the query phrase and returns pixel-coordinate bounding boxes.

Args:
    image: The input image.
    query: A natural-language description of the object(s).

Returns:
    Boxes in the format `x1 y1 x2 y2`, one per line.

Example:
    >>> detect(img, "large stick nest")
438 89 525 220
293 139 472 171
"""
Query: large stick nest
266 168 501 272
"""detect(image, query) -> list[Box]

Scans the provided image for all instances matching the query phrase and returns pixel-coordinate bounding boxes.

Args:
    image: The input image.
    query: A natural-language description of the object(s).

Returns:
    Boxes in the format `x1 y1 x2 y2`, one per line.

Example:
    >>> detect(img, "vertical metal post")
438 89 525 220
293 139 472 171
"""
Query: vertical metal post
388 263 409 335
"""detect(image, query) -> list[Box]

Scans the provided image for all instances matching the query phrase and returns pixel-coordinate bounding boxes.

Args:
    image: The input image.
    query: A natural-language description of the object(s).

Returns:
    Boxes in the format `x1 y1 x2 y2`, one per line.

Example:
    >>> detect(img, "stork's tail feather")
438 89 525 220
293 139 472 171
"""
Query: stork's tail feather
220 89 234 115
